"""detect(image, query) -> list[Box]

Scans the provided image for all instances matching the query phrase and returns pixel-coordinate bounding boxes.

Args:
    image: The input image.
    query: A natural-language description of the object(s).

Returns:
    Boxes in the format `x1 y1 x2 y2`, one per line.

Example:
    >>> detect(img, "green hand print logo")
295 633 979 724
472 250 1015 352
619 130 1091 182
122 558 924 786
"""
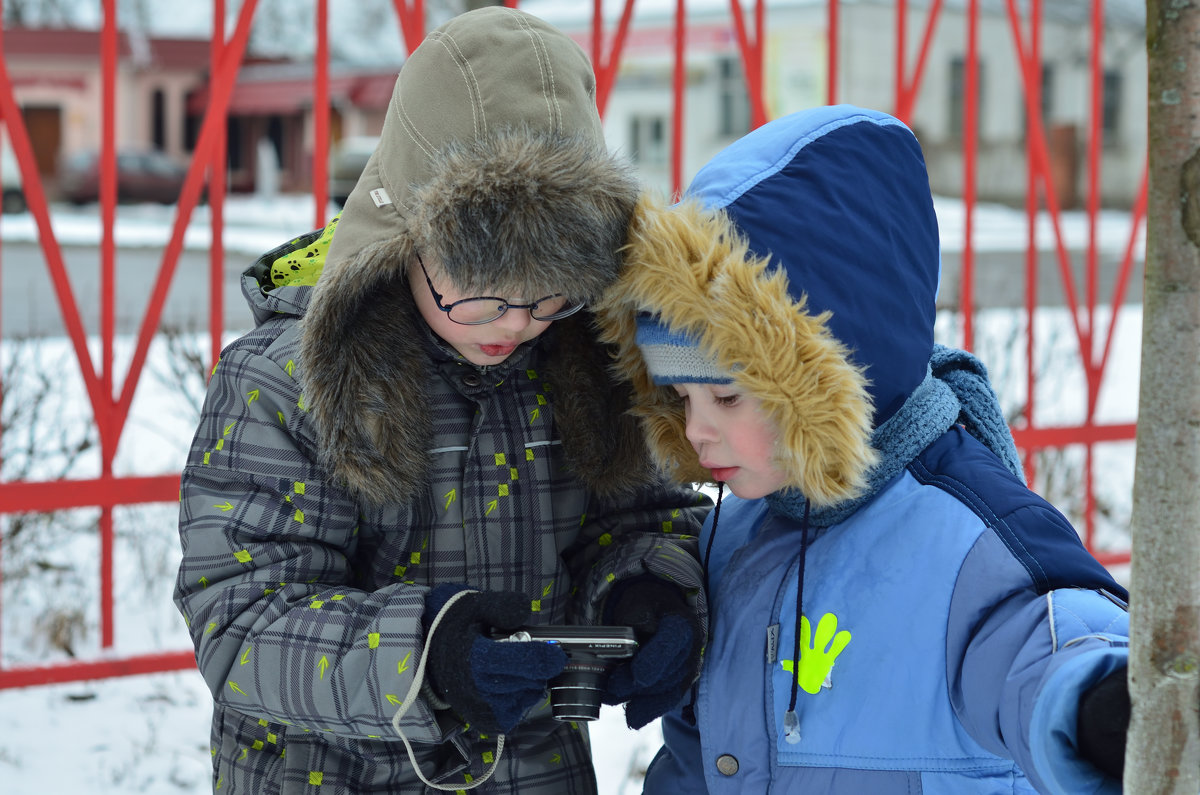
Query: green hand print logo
780 612 851 694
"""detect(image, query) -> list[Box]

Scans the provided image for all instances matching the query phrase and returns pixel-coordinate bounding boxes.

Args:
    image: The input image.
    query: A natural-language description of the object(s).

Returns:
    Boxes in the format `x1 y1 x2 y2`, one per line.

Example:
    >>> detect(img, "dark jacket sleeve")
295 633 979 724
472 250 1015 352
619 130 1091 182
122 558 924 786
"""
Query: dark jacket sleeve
565 479 712 636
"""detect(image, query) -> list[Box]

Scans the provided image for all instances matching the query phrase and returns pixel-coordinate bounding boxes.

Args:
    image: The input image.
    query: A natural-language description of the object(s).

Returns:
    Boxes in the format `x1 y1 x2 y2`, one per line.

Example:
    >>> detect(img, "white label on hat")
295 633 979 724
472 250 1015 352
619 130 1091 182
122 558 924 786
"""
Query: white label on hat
370 188 393 207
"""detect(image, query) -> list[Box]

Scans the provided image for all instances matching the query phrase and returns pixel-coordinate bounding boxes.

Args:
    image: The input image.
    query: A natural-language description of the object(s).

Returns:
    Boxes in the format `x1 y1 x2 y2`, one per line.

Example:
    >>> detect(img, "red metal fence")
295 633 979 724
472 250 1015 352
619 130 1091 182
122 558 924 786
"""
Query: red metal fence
0 0 1142 689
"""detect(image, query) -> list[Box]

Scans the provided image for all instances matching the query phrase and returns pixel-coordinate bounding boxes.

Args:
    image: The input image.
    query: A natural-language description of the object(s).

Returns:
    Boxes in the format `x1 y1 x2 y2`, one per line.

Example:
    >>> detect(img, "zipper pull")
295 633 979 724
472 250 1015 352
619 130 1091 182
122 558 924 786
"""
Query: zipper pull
783 709 801 744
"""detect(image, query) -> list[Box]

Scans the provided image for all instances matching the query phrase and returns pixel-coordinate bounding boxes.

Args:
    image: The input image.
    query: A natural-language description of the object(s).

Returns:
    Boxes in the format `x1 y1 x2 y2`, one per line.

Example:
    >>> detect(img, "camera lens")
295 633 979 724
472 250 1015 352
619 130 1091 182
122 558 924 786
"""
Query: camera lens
548 658 609 721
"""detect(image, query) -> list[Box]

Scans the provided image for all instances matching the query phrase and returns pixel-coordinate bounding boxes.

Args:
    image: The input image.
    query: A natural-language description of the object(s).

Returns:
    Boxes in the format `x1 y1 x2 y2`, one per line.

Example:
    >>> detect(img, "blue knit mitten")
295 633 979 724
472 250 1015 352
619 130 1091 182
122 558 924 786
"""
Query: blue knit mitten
603 577 703 729
424 585 567 734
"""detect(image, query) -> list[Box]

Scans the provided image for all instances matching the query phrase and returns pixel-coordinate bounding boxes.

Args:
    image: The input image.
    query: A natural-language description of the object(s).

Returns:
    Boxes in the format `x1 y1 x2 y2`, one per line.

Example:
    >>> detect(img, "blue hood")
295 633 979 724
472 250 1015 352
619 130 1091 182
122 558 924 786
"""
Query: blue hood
685 105 941 426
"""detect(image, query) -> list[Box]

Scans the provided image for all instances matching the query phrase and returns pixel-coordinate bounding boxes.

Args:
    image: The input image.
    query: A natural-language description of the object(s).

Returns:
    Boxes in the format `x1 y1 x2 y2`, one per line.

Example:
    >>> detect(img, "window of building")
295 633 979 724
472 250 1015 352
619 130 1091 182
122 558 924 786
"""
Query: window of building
630 115 667 167
1019 63 1053 140
226 116 244 170
718 56 751 137
1102 69 1122 139
948 56 986 139
152 89 167 151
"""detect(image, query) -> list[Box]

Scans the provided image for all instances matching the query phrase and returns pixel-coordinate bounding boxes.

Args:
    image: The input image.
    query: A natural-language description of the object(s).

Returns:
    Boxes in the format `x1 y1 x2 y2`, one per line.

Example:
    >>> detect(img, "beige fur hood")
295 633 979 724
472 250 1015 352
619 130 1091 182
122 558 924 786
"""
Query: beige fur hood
594 195 879 507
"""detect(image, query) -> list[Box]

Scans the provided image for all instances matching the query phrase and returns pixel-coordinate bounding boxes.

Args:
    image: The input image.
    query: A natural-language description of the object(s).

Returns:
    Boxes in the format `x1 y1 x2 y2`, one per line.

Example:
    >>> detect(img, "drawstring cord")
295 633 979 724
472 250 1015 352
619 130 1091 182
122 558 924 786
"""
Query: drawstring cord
391 589 504 791
782 499 810 744
682 481 724 726
700 482 724 608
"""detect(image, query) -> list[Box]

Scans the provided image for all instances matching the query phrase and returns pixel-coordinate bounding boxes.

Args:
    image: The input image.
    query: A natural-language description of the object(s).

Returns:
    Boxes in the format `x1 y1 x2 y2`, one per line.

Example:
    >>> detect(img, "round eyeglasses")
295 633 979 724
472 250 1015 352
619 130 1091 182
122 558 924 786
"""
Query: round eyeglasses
416 253 586 325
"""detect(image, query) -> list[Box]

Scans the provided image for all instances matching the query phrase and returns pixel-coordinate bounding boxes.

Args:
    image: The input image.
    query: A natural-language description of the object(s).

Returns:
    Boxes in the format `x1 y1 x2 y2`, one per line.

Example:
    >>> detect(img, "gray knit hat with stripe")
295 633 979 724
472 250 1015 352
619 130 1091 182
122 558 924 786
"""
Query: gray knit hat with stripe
635 312 733 385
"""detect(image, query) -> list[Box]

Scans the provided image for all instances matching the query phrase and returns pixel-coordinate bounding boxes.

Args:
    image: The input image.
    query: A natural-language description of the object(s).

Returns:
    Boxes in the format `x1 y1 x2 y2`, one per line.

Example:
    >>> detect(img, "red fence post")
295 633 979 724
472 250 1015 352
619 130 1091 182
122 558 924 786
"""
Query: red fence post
593 0 636 119
671 0 687 199
211 0 228 369
0 0 263 687
313 0 330 230
827 0 839 103
728 0 769 128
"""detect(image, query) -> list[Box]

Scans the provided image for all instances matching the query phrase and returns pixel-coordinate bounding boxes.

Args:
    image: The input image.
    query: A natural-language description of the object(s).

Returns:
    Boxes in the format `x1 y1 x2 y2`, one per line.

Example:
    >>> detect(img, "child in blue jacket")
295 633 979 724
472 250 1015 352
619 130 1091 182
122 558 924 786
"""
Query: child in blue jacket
595 105 1131 793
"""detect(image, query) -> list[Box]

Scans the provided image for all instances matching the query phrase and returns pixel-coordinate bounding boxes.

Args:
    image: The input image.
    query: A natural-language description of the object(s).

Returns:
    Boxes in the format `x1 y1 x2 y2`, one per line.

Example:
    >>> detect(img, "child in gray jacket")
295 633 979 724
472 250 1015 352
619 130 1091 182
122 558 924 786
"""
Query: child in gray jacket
174 8 709 794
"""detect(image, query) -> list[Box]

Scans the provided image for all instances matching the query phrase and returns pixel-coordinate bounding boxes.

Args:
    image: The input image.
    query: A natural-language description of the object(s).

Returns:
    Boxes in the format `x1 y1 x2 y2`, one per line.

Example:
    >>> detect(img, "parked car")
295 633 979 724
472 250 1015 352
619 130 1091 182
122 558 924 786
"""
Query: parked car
1 133 26 214
59 149 190 205
328 135 379 208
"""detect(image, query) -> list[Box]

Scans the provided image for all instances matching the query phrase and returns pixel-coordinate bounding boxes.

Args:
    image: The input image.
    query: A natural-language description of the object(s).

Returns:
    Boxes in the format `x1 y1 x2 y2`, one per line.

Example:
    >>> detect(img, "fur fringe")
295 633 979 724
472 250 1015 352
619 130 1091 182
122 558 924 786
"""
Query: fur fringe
595 195 879 507
300 236 434 504
408 130 638 303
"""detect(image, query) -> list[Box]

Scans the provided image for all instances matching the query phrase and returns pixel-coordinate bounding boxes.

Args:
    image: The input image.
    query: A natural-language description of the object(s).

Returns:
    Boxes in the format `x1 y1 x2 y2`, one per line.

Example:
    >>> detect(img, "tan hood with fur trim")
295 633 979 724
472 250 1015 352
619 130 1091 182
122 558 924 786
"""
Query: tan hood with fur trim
321 6 634 302
594 195 879 507
295 7 644 505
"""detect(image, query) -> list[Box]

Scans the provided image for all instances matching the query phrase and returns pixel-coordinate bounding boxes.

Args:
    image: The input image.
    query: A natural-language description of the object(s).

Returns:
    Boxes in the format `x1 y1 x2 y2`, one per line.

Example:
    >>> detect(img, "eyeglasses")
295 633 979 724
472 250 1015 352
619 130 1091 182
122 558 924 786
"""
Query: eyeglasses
415 252 585 325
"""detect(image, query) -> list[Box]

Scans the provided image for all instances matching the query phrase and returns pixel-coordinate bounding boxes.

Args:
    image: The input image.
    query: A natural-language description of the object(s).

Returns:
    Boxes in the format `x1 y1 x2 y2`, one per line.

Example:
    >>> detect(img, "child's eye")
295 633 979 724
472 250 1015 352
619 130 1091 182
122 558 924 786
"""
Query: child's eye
714 394 740 407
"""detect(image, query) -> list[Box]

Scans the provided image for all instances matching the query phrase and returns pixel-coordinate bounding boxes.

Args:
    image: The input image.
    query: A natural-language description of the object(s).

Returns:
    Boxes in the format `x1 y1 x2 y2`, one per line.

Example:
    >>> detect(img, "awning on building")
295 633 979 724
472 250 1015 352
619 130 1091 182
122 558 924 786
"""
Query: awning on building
186 71 397 116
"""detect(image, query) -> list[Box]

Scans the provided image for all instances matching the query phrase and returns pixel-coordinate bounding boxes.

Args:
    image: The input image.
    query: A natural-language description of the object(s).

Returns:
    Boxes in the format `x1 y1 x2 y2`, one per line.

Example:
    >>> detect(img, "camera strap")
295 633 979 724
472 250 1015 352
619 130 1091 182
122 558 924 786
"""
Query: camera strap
391 588 506 791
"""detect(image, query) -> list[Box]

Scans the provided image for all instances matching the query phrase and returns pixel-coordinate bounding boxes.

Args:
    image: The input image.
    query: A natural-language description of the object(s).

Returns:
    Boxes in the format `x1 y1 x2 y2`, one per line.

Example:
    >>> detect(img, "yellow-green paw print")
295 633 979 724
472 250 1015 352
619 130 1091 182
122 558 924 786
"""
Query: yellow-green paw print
780 613 851 694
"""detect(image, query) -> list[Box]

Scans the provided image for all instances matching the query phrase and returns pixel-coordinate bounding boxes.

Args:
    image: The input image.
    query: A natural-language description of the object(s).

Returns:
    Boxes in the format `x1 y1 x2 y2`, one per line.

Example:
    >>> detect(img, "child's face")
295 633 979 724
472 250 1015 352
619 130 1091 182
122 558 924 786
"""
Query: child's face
673 383 788 500
408 256 558 366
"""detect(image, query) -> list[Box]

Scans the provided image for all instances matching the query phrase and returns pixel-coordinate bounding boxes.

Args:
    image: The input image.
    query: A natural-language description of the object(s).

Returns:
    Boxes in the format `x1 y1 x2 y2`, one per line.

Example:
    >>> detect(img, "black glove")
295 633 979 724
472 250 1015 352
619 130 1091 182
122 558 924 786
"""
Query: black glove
1076 667 1130 779
603 577 704 729
424 584 567 735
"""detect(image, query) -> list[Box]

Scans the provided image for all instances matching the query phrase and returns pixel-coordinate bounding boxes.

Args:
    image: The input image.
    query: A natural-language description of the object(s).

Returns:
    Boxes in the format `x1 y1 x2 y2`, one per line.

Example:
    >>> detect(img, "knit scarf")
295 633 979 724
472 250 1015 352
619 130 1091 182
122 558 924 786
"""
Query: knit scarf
766 344 1023 527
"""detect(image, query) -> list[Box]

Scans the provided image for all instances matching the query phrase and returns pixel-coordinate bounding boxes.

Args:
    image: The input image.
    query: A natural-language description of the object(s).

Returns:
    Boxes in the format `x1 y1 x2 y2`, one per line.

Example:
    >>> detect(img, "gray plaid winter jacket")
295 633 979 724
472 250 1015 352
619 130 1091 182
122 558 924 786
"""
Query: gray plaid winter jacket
174 227 711 794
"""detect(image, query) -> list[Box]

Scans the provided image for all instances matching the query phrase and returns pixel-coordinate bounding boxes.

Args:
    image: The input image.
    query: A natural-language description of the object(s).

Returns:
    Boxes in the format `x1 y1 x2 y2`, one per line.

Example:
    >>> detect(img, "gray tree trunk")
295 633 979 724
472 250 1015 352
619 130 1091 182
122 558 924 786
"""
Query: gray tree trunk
1126 2 1200 792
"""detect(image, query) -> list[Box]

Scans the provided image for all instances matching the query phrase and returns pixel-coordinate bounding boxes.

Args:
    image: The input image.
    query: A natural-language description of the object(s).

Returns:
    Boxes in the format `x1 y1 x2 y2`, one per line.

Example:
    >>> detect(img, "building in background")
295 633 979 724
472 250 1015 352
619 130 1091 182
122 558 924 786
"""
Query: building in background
0 1 1147 207
527 0 1146 208
0 28 208 191
182 61 395 193
0 27 397 197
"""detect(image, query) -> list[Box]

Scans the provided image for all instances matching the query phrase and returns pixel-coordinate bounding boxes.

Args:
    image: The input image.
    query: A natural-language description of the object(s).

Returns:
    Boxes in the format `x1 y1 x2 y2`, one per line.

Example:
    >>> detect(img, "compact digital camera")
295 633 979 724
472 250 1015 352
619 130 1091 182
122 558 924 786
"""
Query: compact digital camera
492 625 638 722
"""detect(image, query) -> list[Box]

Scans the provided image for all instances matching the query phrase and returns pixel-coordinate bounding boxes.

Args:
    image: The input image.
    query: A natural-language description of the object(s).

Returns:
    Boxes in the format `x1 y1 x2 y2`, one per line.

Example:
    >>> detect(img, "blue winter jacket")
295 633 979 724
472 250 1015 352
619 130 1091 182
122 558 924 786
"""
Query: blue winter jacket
596 106 1131 794
645 432 1128 794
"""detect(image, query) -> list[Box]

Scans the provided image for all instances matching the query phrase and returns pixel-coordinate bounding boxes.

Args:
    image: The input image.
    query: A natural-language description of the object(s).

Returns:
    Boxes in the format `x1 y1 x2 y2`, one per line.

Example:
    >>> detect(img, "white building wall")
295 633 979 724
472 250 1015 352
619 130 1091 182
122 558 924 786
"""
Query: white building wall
9 54 204 173
831 2 1147 208
529 0 1146 208
9 54 102 169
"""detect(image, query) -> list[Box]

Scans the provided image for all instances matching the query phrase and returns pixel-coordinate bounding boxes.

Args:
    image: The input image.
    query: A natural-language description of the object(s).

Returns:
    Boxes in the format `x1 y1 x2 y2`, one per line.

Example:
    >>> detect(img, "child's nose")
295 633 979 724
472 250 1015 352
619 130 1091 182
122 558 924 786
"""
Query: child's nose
684 412 719 446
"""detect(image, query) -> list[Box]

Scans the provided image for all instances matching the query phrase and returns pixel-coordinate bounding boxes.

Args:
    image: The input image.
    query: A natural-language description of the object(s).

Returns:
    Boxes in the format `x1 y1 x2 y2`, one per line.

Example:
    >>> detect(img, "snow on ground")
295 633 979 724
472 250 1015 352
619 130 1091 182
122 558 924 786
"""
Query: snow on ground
0 193 337 258
0 194 1141 793
0 667 662 794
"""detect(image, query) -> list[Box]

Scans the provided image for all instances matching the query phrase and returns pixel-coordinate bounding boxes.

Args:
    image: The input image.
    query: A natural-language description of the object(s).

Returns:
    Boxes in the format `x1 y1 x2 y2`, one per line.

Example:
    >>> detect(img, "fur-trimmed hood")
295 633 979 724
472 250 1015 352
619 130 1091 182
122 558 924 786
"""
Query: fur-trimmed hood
595 106 942 508
285 8 648 505
595 196 879 506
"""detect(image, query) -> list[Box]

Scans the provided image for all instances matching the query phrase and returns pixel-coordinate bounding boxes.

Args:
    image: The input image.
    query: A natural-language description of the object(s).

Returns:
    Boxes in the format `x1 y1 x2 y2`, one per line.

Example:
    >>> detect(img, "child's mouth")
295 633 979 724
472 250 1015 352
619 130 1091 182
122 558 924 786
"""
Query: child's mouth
708 466 738 482
479 343 517 358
